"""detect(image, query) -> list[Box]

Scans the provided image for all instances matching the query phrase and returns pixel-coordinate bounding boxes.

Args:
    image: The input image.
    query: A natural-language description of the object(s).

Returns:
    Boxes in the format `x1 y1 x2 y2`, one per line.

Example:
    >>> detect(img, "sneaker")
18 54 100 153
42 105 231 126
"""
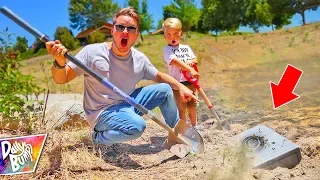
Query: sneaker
91 131 98 144
94 144 118 159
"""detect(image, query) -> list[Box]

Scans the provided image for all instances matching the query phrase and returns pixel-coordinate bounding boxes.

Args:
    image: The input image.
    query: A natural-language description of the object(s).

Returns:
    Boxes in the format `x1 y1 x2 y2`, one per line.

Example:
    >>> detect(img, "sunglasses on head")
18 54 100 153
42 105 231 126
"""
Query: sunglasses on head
114 24 137 34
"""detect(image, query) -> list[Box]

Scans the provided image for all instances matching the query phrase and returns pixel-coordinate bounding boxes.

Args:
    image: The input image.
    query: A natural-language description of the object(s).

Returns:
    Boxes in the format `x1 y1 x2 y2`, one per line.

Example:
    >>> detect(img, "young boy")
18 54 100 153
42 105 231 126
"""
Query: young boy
162 17 201 128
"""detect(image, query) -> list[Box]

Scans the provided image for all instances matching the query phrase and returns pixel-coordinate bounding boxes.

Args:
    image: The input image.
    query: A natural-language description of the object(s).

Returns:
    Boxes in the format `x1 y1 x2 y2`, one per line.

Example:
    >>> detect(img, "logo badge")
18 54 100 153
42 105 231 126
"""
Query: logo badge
0 134 47 175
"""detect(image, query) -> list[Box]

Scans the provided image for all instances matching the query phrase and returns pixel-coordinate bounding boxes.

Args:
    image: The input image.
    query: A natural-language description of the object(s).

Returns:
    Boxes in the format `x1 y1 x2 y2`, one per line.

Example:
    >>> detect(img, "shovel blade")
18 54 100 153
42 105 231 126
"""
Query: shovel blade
163 119 204 157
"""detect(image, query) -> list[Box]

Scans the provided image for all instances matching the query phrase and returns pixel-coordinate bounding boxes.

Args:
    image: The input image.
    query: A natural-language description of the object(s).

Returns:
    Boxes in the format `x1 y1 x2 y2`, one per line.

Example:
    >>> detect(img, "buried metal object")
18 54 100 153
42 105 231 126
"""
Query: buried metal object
0 6 205 158
236 125 302 169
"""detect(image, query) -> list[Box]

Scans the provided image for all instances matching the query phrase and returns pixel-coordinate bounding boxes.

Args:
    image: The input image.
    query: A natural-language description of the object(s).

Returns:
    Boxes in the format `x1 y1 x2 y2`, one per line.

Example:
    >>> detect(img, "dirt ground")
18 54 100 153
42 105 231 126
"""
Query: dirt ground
1 23 320 179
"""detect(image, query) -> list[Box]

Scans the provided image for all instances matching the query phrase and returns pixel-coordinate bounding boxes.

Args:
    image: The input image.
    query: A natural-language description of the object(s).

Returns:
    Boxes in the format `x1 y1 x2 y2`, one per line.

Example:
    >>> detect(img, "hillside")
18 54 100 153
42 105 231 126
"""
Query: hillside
8 22 320 179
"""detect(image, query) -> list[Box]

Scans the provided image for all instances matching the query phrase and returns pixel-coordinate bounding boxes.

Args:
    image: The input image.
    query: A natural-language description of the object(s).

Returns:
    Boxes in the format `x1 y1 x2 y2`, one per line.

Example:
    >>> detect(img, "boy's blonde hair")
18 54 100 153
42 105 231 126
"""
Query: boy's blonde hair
162 18 182 32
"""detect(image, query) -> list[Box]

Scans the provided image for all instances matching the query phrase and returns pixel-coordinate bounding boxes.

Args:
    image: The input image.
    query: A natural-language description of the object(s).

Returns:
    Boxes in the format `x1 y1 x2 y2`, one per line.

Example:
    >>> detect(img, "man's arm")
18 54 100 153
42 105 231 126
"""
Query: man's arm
153 71 199 102
51 65 78 84
46 40 78 84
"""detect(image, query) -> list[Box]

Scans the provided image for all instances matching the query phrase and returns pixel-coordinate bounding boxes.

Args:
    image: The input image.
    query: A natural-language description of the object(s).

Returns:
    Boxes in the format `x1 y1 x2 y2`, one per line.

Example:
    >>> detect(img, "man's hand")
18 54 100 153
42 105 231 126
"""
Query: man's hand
179 85 199 102
45 40 68 66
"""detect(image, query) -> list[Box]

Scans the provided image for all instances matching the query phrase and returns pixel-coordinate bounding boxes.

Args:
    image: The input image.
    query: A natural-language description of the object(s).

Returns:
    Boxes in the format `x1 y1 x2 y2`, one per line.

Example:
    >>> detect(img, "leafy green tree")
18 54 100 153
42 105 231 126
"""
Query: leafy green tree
267 0 294 30
201 0 244 36
194 10 209 33
54 26 79 50
13 36 28 53
242 0 293 32
140 0 154 34
201 0 224 36
69 0 120 30
290 0 320 25
126 0 154 41
163 0 200 37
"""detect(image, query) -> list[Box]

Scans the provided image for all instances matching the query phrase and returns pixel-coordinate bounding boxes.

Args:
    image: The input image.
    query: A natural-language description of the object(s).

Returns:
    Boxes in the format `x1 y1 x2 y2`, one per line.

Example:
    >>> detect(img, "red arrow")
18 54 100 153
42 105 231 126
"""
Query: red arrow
270 64 303 109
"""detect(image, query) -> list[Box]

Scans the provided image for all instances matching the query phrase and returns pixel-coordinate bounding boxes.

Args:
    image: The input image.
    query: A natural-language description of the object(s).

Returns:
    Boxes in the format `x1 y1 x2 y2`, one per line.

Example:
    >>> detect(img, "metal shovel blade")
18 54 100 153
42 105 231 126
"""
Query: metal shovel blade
163 119 204 158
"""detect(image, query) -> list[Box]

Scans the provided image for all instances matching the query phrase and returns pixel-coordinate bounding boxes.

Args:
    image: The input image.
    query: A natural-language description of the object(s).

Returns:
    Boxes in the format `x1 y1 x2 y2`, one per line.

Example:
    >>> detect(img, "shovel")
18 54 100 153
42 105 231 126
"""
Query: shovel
0 6 204 158
182 64 231 130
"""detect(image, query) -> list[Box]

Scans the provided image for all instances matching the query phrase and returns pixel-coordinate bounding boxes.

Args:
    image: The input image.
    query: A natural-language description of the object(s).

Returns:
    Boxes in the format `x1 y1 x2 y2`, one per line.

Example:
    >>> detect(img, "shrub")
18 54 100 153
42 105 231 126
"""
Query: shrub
289 36 295 47
88 30 106 44
303 32 309 43
0 28 44 129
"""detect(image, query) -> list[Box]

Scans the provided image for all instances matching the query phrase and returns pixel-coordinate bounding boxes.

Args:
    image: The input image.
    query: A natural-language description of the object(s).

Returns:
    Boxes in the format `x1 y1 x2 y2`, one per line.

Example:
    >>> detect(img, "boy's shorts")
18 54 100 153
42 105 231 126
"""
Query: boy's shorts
173 81 198 111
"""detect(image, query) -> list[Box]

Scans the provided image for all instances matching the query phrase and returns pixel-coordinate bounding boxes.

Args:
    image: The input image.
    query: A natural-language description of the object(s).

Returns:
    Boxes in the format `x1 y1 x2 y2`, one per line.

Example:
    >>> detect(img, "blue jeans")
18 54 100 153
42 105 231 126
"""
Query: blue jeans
92 83 179 145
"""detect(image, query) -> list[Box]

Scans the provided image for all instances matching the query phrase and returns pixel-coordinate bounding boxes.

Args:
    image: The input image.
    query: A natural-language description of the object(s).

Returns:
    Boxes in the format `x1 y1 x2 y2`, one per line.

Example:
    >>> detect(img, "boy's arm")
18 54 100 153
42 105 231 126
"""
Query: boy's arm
163 47 200 78
191 58 198 65
186 46 198 66
170 58 196 72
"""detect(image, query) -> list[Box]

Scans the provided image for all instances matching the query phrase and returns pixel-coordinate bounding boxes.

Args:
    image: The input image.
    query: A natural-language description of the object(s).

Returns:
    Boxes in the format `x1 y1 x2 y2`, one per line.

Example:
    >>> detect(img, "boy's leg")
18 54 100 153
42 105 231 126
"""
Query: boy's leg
93 103 147 145
179 109 187 122
187 106 197 126
131 83 179 128
186 84 198 127
172 88 187 122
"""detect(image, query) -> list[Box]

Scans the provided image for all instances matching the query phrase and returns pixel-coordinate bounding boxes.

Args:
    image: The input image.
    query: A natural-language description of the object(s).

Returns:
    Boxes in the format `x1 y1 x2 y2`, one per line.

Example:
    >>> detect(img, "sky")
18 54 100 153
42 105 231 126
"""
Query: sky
0 0 319 47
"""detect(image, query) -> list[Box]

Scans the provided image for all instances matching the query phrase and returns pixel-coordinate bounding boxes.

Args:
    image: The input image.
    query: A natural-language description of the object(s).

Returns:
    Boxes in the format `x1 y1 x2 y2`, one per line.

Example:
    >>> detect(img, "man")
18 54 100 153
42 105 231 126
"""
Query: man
45 7 198 146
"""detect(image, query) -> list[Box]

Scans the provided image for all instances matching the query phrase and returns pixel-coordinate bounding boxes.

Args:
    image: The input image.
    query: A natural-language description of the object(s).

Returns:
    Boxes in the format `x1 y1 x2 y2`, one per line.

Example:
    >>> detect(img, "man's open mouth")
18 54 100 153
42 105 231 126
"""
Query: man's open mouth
121 38 128 47
172 40 176 44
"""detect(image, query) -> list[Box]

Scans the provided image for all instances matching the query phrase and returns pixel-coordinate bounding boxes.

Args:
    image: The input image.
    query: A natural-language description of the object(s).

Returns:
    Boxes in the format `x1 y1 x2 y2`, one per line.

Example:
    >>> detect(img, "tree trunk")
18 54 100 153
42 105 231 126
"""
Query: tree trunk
272 24 274 31
301 10 306 25
140 32 144 41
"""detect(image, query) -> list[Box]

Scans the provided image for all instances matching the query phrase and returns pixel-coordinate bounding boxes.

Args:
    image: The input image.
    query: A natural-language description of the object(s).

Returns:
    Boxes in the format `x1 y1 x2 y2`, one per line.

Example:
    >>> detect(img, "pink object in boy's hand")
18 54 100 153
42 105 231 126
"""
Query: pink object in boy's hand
182 64 200 89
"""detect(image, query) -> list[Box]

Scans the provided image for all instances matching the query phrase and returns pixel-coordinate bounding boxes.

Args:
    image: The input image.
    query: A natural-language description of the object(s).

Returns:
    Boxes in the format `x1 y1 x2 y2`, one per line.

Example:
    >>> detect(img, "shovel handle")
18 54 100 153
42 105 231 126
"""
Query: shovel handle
198 88 223 129
181 64 224 129
197 88 213 109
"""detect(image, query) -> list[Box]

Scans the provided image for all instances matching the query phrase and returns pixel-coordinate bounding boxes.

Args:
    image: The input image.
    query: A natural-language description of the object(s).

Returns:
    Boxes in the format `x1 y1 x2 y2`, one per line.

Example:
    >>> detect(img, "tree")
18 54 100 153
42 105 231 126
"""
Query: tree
140 0 154 34
290 0 320 25
125 0 154 41
267 0 294 30
54 26 79 50
201 0 225 36
162 0 200 37
201 0 245 36
69 0 120 30
13 36 28 53
242 0 294 32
